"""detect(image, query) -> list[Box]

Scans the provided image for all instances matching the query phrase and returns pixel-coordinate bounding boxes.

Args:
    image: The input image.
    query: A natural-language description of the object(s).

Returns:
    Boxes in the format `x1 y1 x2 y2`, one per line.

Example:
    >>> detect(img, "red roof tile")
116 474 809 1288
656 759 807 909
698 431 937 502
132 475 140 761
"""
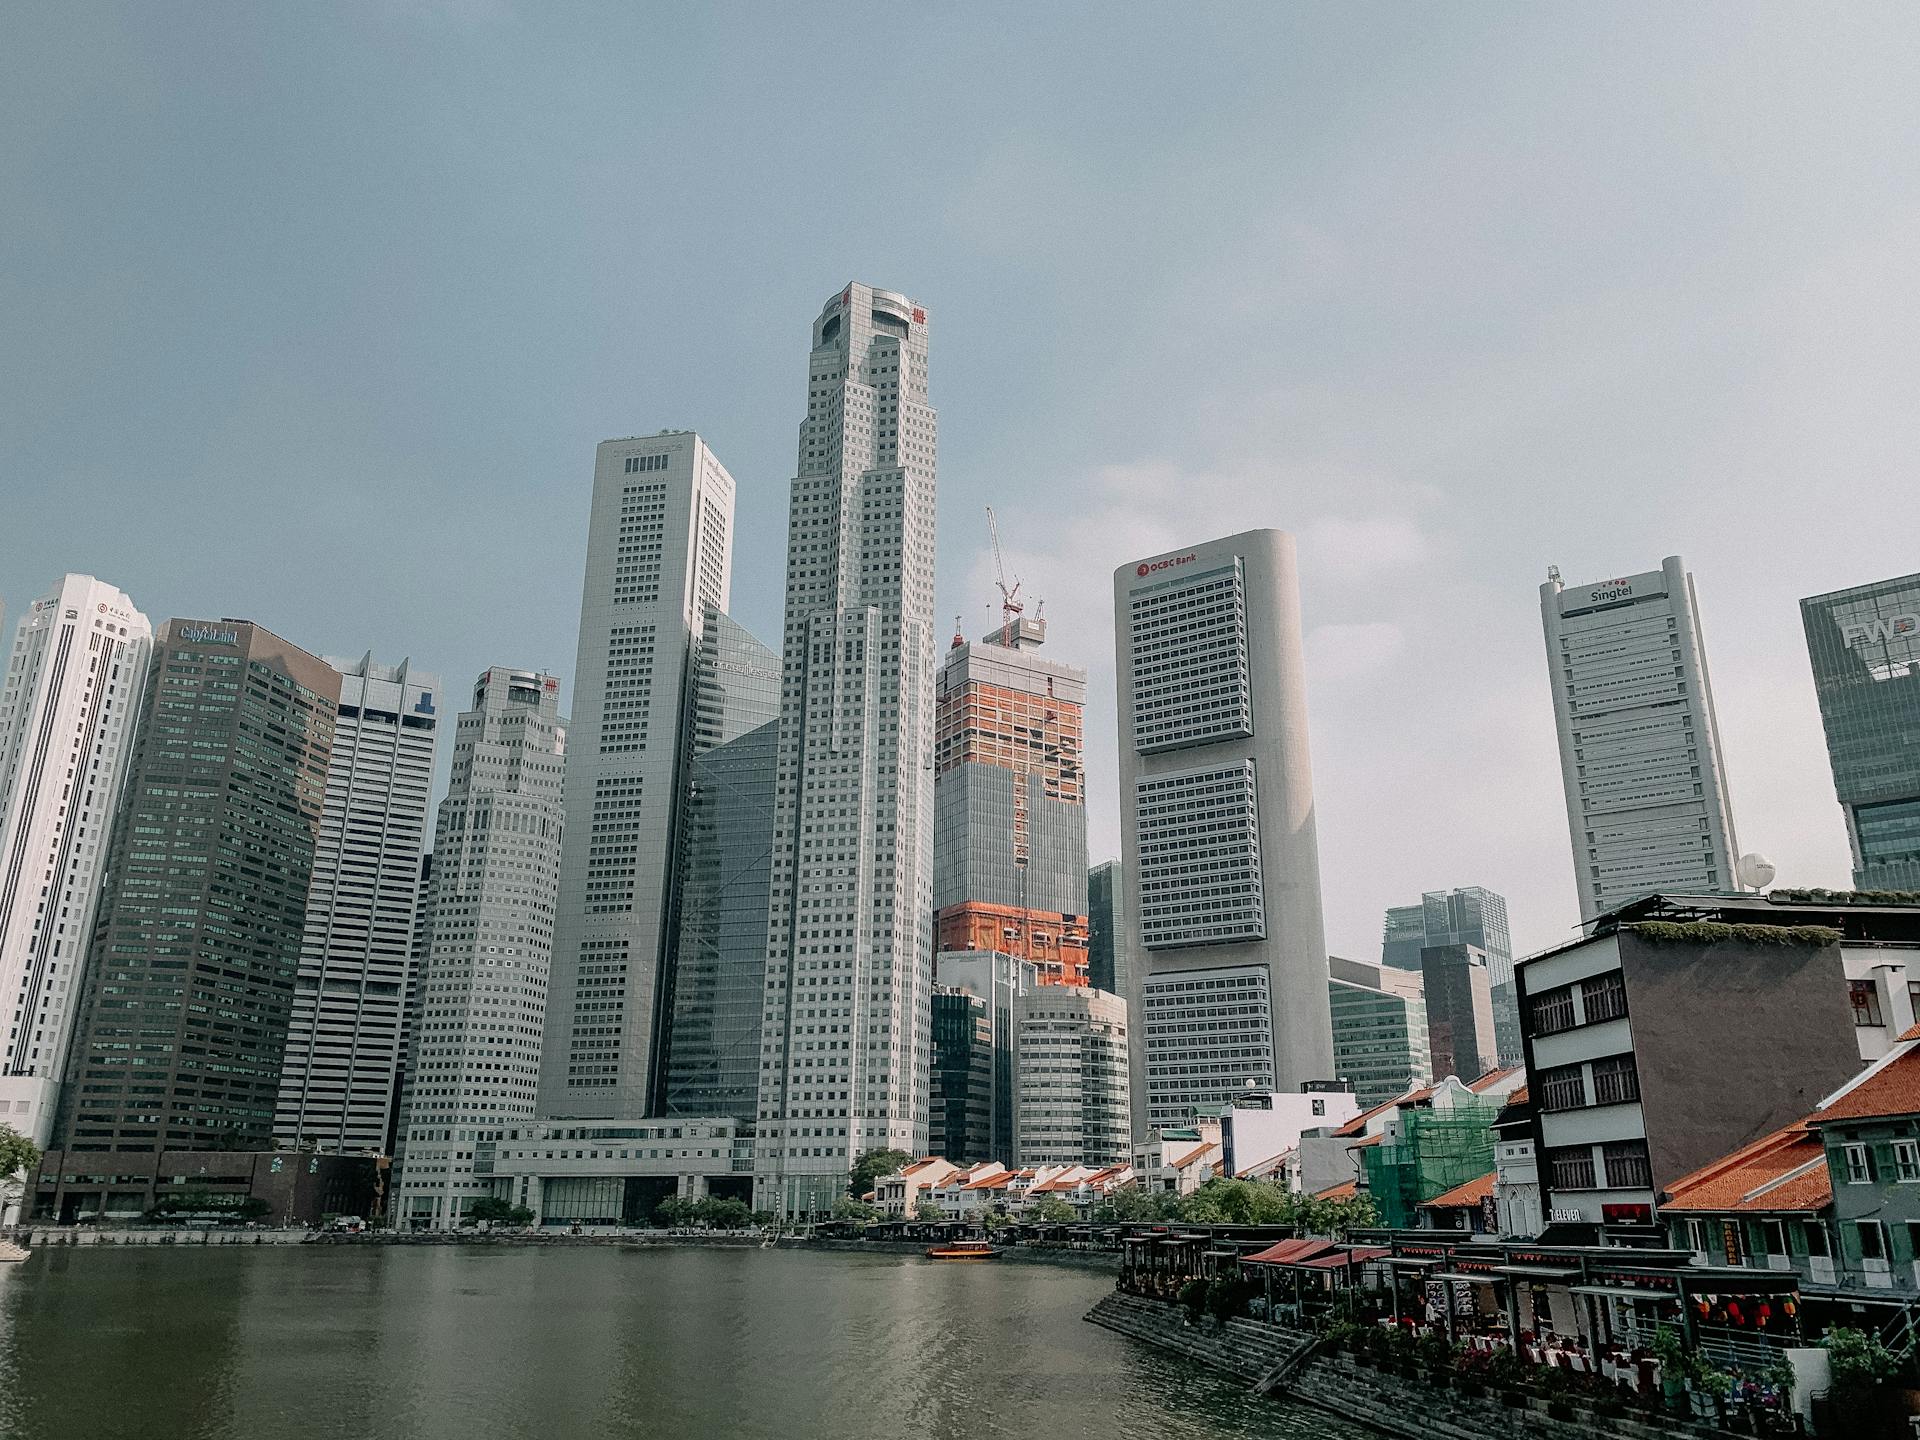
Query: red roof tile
1662 1121 1832 1215
1315 1179 1359 1200
1332 1086 1434 1137
1816 1045 1920 1124
1467 1066 1521 1093
1424 1171 1496 1208
1243 1238 1337 1265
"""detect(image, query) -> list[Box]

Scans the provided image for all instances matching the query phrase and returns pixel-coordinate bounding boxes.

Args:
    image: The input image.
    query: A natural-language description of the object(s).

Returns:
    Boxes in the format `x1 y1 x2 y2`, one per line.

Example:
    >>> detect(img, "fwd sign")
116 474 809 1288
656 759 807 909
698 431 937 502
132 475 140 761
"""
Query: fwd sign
1842 613 1920 648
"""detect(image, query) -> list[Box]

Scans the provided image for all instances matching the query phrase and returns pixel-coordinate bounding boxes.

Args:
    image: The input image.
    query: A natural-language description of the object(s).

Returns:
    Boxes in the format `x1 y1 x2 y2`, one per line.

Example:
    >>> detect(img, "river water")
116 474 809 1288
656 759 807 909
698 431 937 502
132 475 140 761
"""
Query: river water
0 1245 1379 1440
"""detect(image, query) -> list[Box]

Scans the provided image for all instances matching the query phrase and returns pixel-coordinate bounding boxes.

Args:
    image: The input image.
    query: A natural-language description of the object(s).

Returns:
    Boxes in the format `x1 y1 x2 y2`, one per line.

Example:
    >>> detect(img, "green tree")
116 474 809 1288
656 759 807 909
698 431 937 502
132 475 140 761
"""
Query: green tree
849 1148 913 1200
694 1197 753 1229
914 1200 947 1222
655 1195 697 1227
1027 1195 1078 1224
464 1196 531 1227
0 1125 38 1219
831 1196 881 1222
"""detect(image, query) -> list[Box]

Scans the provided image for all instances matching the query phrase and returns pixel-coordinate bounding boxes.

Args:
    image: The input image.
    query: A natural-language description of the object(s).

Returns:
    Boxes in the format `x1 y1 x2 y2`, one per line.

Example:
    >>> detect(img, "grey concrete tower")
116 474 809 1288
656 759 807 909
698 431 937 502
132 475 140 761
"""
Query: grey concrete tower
755 282 937 1217
1114 530 1334 1130
1540 556 1739 921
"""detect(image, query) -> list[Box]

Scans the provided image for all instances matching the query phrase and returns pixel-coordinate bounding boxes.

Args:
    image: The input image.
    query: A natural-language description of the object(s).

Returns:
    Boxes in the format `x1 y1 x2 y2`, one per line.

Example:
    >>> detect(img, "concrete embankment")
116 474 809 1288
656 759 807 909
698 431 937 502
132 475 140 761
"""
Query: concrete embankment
790 1237 1119 1271
18 1227 309 1247
1085 1292 1736 1440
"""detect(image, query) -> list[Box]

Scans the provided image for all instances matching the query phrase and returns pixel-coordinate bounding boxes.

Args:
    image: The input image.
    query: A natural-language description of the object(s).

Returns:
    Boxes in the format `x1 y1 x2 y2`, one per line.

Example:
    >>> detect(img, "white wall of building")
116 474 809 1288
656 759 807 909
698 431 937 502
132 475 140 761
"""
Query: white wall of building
275 655 440 1153
755 284 938 1217
1114 531 1334 1130
543 433 736 1122
1540 557 1740 920
394 668 566 1229
0 575 151 1147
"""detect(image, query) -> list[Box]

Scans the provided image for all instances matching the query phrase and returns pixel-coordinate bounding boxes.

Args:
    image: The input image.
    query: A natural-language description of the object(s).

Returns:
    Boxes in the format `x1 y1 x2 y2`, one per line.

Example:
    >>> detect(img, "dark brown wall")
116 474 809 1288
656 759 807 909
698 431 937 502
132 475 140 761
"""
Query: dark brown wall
1619 931 1859 1191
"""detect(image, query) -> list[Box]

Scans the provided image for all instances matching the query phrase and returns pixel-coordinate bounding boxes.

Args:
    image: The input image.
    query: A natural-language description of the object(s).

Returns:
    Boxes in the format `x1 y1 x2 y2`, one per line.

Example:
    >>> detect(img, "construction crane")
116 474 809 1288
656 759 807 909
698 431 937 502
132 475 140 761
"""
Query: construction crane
985 505 1023 647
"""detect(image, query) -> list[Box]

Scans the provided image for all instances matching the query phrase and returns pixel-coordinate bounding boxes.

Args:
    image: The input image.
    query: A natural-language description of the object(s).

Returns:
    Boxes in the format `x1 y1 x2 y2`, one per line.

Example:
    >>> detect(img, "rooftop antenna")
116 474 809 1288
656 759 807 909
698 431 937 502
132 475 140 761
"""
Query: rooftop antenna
986 505 1023 647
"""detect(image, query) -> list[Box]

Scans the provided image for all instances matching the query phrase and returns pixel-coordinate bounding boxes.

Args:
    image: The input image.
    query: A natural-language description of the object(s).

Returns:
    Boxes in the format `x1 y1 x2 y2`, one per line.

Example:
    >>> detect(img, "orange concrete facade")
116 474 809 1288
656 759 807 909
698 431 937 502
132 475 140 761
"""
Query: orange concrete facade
936 901 1090 987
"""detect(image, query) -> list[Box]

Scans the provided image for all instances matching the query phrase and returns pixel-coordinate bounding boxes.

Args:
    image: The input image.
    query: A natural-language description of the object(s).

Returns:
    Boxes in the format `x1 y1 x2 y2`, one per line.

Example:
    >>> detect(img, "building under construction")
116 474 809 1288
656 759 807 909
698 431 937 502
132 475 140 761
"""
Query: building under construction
932 513 1090 985
1360 1092 1505 1229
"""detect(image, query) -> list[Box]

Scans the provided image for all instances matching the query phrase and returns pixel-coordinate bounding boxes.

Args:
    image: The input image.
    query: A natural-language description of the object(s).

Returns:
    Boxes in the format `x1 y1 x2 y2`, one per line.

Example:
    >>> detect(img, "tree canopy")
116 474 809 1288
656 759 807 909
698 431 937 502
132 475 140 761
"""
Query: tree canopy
1090 1178 1376 1233
848 1148 913 1200
464 1196 534 1227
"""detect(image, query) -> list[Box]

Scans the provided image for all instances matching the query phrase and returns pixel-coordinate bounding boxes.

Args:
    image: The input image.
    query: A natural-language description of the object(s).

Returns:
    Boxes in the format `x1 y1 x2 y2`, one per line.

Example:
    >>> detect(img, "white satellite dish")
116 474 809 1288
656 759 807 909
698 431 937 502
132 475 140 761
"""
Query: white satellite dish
1736 853 1777 891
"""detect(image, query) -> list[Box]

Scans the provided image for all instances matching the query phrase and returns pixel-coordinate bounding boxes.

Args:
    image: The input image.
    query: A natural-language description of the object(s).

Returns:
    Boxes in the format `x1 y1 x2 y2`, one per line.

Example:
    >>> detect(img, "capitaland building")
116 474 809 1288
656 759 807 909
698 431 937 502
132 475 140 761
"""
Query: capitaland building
1539 558 1740 920
932 622 1089 985
55 620 339 1158
754 283 938 1217
542 431 740 1122
1113 530 1334 1131
1802 572 1920 891
274 654 441 1155
0 576 152 1146
393 668 565 1230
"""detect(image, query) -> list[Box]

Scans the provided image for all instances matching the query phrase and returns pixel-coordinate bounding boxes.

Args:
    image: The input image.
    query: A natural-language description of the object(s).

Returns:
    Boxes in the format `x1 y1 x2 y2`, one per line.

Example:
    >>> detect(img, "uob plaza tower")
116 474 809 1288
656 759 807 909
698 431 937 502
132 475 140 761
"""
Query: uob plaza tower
755 284 937 1217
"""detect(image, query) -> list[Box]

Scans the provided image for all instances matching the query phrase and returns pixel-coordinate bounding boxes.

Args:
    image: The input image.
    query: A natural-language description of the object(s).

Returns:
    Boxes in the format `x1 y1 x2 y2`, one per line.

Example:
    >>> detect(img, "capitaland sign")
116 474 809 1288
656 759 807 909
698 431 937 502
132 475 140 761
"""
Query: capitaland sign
178 623 240 647
1135 553 1198 579
1842 613 1920 648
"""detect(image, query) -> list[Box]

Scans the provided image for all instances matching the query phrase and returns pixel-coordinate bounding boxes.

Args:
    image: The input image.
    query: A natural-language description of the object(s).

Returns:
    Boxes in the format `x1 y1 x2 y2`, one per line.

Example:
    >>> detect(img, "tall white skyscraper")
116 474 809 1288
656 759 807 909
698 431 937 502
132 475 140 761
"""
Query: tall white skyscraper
755 282 938 1216
274 655 441 1153
542 432 736 1120
1113 530 1334 1132
1540 556 1739 920
0 576 151 1145
393 668 565 1230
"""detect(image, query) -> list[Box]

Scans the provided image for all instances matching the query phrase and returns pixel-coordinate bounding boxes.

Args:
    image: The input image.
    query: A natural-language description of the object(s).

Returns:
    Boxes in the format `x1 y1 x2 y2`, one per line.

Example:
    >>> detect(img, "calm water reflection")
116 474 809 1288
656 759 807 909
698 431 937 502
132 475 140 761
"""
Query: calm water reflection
0 1246 1377 1440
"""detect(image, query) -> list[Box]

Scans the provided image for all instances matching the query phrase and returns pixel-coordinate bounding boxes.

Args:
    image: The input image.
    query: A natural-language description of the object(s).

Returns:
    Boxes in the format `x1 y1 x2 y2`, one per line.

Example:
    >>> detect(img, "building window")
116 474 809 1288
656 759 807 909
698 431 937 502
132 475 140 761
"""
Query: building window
1548 1146 1597 1191
1804 1222 1831 1258
1849 979 1886 1028
1685 1217 1711 1255
1590 1053 1641 1106
1601 1140 1652 1190
1843 1143 1873 1184
1579 972 1627 1024
1760 1219 1788 1259
1857 1219 1888 1262
1530 986 1576 1036
1537 1063 1586 1113
1895 1139 1920 1183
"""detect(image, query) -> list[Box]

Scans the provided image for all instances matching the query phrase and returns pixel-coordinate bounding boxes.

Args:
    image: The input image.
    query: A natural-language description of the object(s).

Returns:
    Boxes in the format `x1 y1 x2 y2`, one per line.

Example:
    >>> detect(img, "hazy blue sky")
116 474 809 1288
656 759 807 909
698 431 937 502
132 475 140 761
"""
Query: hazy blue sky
5 4 1918 961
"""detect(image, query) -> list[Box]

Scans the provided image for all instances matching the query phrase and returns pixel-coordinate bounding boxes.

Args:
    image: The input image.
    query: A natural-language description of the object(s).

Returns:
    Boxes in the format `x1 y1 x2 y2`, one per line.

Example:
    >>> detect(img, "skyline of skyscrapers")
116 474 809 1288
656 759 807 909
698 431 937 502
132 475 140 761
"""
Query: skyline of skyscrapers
1380 886 1518 1066
1540 556 1740 920
393 667 566 1229
543 433 738 1122
274 654 440 1154
1802 572 1920 892
753 282 940 1217
0 576 152 1146
1115 529 1334 1132
55 619 339 1154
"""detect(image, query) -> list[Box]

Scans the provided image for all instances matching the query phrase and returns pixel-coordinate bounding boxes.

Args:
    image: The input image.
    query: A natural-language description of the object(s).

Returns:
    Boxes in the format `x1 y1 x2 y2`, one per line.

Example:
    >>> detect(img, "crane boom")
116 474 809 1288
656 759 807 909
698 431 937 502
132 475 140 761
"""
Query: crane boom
985 505 1023 646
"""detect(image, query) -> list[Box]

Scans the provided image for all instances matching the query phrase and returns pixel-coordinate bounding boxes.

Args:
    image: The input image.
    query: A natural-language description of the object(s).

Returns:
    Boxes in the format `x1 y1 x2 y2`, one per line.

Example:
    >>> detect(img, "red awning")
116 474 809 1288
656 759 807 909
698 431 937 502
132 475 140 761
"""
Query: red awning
1242 1238 1338 1266
1296 1246 1392 1271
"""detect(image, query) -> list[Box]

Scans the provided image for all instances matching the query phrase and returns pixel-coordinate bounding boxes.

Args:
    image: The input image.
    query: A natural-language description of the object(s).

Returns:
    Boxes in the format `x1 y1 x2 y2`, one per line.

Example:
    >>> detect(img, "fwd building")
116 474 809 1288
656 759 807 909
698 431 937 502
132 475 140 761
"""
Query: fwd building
1113 530 1334 1133
1802 573 1920 891
1540 557 1740 921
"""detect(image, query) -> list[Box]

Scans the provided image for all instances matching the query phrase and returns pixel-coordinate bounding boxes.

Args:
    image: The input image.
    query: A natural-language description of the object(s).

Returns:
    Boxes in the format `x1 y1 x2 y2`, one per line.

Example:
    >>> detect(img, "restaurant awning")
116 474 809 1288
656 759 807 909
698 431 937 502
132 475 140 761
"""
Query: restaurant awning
1386 1255 1443 1268
1497 1264 1582 1280
1298 1247 1390 1270
1243 1238 1336 1266
1571 1285 1683 1303
1435 1271 1503 1285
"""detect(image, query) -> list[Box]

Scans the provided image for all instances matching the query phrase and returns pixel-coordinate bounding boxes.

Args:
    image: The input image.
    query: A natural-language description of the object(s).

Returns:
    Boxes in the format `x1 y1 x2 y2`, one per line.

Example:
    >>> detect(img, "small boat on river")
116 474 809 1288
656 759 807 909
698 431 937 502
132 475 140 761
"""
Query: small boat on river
926 1240 1000 1261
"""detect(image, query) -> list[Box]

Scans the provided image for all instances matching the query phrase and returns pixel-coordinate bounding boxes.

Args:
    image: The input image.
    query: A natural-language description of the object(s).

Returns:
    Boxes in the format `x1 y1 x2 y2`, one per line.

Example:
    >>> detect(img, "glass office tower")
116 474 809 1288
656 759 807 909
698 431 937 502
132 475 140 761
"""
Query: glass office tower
1803 573 1920 890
